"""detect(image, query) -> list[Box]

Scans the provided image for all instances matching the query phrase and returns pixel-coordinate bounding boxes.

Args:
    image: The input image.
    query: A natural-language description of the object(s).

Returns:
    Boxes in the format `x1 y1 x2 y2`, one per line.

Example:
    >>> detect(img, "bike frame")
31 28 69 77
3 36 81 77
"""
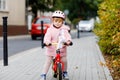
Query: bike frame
52 49 64 74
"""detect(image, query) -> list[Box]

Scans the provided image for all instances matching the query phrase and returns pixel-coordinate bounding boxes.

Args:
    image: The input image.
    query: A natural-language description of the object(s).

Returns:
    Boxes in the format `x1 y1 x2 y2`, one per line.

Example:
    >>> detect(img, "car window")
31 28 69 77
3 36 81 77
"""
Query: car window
35 18 51 24
80 21 90 24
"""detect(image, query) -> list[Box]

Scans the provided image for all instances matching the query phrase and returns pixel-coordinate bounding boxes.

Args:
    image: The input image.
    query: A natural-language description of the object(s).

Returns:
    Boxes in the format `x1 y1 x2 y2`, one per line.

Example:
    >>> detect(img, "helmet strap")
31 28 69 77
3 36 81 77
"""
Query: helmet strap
53 24 62 29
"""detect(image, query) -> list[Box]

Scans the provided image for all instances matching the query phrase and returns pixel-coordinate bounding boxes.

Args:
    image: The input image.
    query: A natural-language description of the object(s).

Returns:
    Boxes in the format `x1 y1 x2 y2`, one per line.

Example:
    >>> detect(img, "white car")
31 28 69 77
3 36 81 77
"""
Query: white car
77 19 94 32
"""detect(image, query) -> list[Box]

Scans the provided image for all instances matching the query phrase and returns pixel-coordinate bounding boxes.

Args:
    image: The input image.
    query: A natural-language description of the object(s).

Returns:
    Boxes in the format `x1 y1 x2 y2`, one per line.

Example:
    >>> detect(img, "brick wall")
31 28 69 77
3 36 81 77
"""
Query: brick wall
0 25 29 36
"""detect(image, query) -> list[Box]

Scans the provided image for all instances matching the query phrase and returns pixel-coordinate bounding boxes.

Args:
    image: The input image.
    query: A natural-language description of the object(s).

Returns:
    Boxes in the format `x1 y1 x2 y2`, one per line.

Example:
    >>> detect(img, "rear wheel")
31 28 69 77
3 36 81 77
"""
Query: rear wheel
57 63 62 80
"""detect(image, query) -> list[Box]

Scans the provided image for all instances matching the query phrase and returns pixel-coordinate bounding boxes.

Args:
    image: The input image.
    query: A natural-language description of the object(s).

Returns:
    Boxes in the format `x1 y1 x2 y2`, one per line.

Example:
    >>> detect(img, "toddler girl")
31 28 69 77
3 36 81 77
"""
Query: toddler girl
40 10 72 80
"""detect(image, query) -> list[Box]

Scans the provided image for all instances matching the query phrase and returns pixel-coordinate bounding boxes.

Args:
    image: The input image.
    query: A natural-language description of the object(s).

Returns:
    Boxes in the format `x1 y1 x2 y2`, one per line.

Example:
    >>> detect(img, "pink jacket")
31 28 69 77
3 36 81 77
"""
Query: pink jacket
44 24 72 57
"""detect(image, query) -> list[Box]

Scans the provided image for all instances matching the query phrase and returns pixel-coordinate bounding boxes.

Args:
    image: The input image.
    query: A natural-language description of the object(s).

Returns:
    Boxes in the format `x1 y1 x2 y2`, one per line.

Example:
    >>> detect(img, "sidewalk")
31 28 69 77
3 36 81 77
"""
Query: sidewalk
0 35 113 80
0 35 30 41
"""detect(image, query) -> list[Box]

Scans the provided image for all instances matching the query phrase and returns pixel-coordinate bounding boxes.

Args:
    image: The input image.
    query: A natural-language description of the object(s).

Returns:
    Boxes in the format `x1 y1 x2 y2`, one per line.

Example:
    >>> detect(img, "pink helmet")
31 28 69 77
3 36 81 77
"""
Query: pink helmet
52 10 65 20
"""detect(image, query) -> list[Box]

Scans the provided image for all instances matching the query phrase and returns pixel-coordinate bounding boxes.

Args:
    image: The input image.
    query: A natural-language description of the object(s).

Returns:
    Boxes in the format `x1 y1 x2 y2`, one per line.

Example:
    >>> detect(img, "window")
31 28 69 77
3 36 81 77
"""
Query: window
0 0 6 10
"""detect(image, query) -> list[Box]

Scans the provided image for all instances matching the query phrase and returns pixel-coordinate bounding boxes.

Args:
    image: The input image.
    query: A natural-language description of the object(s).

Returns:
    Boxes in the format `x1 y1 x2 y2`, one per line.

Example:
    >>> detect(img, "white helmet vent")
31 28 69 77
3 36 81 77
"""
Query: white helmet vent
52 10 65 19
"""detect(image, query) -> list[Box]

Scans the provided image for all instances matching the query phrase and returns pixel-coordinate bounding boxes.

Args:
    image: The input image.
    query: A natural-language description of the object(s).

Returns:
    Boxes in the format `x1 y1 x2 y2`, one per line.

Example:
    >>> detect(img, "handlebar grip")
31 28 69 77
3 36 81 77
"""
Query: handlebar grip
64 42 73 46
43 43 51 46
69 42 73 46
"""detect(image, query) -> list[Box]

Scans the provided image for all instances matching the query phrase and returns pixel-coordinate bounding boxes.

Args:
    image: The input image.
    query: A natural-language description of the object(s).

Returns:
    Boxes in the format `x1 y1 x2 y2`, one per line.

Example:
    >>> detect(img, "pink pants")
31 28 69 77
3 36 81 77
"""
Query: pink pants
42 56 67 74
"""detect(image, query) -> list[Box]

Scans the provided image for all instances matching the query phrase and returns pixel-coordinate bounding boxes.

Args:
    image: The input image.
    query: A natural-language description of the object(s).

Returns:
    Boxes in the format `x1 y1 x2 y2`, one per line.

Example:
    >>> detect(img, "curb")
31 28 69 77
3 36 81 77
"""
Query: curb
0 47 42 66
96 44 113 80
0 35 30 41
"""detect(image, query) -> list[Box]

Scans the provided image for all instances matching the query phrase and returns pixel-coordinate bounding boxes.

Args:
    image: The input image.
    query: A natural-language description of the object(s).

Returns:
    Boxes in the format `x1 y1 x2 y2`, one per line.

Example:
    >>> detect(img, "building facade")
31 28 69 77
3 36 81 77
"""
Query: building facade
0 0 28 36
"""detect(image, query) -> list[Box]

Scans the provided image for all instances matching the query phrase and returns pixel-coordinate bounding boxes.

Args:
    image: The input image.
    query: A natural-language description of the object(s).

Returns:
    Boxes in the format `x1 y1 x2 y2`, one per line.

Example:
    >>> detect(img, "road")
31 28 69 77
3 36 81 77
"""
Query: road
0 30 95 60
0 36 41 60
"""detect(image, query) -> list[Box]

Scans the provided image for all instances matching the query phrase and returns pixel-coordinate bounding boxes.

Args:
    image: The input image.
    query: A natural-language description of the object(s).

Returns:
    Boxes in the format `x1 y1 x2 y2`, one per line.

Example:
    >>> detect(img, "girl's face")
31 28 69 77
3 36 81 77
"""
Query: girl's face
53 18 64 28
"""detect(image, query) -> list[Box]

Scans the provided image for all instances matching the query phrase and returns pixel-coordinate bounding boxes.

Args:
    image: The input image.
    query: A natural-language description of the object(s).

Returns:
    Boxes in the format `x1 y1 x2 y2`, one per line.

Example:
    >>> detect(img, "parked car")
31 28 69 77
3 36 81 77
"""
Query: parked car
31 16 52 40
77 19 94 32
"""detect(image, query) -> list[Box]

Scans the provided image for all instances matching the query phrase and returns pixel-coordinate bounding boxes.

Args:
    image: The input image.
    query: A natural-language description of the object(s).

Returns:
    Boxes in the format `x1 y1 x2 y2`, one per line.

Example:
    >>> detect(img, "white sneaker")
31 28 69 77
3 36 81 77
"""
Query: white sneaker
40 74 46 80
63 72 69 80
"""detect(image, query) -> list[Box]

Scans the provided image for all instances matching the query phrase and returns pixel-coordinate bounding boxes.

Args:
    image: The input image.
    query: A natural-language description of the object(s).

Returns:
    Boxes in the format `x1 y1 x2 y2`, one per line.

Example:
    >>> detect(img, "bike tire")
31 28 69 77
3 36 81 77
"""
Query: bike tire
57 63 62 80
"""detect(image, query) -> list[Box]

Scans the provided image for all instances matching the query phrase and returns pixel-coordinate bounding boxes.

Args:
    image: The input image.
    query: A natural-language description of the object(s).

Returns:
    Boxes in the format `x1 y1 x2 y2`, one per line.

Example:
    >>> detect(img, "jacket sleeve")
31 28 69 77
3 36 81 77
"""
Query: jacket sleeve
61 25 72 42
64 29 72 42
44 28 51 43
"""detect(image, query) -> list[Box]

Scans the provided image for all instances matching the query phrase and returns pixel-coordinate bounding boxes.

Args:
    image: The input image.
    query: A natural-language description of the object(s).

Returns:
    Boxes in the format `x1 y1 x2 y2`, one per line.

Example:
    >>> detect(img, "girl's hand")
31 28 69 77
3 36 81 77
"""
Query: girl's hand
66 41 71 45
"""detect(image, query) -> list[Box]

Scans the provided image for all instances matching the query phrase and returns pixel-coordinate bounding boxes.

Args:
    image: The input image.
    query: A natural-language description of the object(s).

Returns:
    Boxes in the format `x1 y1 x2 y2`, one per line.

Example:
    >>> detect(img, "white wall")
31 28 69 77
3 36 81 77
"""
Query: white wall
0 0 26 25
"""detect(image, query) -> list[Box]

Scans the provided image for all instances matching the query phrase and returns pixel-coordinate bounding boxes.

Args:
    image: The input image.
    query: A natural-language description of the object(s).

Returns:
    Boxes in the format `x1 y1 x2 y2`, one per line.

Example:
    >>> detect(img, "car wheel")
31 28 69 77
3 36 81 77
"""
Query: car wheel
31 35 36 40
89 30 92 32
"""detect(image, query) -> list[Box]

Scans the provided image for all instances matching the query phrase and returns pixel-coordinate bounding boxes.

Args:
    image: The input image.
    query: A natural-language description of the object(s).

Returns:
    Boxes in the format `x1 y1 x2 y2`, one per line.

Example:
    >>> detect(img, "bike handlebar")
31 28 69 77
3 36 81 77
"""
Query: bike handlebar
43 42 73 47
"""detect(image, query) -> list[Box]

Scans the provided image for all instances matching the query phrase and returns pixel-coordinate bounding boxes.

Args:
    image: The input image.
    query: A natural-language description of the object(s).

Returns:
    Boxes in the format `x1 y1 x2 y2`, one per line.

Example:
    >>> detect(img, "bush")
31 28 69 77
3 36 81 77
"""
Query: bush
94 0 120 79
94 0 120 55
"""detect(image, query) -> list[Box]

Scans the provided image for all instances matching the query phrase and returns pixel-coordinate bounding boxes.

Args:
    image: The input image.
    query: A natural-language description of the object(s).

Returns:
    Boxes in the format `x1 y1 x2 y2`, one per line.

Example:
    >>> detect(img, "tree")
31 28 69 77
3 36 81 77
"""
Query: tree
27 0 54 17
27 0 102 23
52 0 103 24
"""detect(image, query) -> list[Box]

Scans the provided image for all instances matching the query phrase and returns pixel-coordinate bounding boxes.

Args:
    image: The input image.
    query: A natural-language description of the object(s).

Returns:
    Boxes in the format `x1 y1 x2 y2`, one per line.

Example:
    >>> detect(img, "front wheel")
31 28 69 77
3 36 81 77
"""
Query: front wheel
57 63 62 80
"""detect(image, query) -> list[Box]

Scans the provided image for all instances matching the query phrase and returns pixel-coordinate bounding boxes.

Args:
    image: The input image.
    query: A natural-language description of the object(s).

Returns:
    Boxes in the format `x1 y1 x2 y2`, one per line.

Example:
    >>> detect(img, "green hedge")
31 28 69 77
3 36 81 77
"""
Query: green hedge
94 0 120 55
